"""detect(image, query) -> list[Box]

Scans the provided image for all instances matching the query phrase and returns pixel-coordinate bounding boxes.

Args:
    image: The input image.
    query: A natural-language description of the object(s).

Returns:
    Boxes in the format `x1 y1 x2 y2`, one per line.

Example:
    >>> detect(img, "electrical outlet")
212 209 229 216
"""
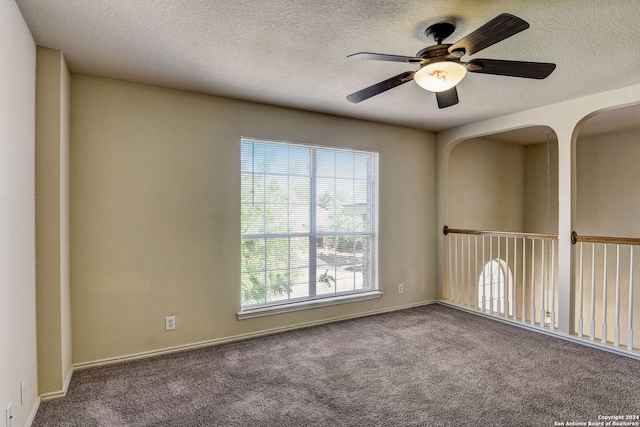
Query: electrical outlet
165 315 176 331
6 403 12 427
20 379 26 405
398 283 404 294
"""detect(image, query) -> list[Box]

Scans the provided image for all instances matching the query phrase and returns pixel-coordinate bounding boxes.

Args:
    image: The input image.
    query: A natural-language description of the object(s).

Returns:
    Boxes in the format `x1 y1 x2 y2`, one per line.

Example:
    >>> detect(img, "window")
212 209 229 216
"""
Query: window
240 138 379 312
477 259 513 315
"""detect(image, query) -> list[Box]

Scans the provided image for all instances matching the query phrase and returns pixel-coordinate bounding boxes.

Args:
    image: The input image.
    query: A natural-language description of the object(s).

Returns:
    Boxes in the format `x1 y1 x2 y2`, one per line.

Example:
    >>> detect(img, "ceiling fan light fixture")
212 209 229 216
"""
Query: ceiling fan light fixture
414 60 467 92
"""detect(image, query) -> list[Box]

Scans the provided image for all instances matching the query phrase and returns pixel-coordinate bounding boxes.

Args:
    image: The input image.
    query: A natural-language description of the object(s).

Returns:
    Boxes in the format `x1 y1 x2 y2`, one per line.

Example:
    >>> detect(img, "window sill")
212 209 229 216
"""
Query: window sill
237 291 383 320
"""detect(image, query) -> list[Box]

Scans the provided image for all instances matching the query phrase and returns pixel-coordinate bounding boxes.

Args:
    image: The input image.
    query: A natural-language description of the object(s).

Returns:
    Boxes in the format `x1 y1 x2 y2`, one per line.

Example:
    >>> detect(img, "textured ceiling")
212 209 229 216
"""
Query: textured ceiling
15 0 640 132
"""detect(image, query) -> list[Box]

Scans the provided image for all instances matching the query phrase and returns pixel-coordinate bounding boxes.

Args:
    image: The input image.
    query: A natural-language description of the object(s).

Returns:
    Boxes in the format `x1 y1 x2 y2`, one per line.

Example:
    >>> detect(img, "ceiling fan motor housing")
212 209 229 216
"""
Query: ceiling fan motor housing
416 44 452 60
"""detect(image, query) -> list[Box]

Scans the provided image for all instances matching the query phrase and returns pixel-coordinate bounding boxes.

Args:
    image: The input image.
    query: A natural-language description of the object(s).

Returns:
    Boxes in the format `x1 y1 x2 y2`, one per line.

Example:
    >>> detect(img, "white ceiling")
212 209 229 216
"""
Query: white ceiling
15 0 640 133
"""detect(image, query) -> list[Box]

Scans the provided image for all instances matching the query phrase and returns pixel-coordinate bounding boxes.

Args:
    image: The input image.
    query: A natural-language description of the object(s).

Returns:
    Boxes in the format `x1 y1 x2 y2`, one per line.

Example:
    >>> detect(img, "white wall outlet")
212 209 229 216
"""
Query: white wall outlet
398 283 404 294
20 379 25 405
6 403 12 427
165 315 176 331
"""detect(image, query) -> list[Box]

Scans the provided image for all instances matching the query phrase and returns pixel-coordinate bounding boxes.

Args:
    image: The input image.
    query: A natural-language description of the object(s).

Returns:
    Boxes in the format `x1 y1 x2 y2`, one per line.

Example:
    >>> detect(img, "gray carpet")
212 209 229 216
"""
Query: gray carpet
33 304 640 426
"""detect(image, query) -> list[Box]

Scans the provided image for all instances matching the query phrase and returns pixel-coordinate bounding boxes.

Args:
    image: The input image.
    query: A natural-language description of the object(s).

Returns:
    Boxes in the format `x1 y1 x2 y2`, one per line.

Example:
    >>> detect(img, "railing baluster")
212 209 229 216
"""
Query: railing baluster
531 239 536 326
512 237 518 319
614 244 621 347
578 241 584 337
590 243 596 341
456 235 465 304
505 237 510 318
474 235 478 310
522 237 527 322
497 236 501 314
491 237 496 314
602 244 608 344
454 234 459 304
550 240 556 329
510 237 518 319
447 234 455 300
628 245 634 351
541 239 546 327
467 235 471 307
481 236 486 312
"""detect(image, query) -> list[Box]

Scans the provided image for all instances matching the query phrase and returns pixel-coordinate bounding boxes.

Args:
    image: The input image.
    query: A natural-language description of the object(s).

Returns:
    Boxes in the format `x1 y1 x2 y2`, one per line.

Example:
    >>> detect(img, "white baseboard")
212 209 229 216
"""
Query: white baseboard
439 301 640 361
26 396 41 427
73 300 437 371
39 366 74 401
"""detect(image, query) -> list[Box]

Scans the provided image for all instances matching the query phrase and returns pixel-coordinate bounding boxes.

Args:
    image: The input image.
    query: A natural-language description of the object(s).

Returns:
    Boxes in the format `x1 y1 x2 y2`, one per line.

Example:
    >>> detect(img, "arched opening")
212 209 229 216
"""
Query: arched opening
444 126 558 324
573 103 640 348
478 258 513 316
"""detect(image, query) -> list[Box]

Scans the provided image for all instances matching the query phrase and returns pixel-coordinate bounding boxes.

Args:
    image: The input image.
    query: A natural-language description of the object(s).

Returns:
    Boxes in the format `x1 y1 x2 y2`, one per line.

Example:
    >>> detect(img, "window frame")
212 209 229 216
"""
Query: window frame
239 138 381 318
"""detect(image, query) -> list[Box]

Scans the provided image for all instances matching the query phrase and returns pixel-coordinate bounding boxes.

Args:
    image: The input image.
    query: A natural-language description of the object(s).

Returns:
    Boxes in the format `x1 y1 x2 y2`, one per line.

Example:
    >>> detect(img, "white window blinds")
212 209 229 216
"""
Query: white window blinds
241 138 379 308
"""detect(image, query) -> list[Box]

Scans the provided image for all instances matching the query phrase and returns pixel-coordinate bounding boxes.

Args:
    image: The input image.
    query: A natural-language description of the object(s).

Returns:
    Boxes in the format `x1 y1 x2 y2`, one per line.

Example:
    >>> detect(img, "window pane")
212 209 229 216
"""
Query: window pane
266 238 289 270
241 173 262 204
353 152 369 180
316 266 337 295
241 271 265 306
356 235 373 289
353 179 368 205
266 269 291 302
290 237 309 268
289 145 310 176
241 239 265 273
335 270 356 293
316 177 335 232
289 176 309 233
241 204 264 235
265 175 288 203
265 204 288 234
316 148 335 177
289 204 309 233
265 143 288 174
289 267 310 299
335 150 354 179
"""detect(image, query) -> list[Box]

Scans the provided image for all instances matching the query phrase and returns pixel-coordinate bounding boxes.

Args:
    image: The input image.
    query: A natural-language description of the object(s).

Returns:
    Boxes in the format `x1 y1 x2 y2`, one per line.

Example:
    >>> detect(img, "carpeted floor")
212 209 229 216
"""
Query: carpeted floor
33 304 640 426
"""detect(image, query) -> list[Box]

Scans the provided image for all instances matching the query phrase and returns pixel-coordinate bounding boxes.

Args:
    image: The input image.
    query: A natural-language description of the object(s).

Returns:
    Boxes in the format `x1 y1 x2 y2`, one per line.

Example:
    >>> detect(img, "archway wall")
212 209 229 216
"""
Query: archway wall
436 81 640 334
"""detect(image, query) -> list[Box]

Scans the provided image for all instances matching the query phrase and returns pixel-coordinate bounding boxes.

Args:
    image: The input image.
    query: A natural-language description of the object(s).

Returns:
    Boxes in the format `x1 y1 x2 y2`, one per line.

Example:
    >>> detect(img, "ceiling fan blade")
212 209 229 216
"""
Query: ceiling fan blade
448 13 529 57
346 71 415 103
435 87 459 109
348 52 425 64
466 59 556 79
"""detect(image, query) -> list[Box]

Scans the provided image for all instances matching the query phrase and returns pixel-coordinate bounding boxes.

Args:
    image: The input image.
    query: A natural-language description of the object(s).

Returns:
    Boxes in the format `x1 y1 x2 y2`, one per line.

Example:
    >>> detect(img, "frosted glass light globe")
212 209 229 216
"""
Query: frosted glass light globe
414 61 467 92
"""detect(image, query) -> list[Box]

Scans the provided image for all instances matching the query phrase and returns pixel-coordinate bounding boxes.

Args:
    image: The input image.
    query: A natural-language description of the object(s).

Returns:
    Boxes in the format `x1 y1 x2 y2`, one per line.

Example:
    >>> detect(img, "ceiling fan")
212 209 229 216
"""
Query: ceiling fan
346 13 556 109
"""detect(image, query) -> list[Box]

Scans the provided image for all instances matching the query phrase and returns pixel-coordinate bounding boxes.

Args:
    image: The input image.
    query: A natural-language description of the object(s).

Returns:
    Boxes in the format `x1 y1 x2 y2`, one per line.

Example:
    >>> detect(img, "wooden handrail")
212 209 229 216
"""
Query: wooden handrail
571 231 640 246
443 225 557 240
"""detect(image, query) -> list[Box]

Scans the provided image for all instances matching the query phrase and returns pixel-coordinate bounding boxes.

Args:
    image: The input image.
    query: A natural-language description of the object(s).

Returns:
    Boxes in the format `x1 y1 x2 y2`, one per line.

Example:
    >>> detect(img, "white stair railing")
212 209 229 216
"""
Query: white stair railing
443 226 558 330
572 232 638 351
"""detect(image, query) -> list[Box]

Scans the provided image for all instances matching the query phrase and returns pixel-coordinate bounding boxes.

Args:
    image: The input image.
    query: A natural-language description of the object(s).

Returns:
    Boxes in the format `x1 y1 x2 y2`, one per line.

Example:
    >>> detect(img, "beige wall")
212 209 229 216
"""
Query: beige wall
576 127 640 237
0 0 38 424
447 137 525 231
448 137 560 234
70 75 436 364
35 47 72 396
